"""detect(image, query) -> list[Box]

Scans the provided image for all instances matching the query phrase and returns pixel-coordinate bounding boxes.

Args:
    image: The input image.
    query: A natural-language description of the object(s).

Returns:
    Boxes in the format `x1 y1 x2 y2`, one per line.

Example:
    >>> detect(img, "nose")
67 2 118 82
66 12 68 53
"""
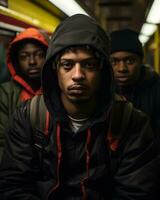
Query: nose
72 63 85 81
117 60 128 72
29 54 36 64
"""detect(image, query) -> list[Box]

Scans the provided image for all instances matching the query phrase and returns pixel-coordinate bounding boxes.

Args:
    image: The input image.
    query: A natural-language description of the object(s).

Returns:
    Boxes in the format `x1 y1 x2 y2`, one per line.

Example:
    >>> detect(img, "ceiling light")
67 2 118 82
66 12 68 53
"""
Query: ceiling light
147 0 160 23
48 0 89 16
140 23 157 36
0 22 24 32
139 34 149 45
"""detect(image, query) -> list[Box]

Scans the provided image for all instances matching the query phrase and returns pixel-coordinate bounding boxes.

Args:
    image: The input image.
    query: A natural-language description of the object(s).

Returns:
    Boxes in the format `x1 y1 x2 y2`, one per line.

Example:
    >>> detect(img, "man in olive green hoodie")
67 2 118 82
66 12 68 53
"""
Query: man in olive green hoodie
0 27 49 161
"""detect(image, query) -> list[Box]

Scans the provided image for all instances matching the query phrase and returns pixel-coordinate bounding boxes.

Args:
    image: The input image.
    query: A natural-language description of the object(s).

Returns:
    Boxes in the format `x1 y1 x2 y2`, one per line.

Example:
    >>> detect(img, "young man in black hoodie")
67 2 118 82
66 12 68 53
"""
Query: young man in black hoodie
110 29 160 132
0 14 159 200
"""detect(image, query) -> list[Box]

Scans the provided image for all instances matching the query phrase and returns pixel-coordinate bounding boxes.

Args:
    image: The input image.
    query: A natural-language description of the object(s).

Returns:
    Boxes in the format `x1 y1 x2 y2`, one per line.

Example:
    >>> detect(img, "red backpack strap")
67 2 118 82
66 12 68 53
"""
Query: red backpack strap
107 95 133 151
107 95 133 176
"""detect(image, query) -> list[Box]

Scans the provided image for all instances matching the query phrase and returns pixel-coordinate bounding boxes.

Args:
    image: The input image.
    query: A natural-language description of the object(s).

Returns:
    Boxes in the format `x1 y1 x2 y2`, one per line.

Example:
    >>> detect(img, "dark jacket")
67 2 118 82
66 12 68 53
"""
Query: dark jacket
116 65 160 130
0 14 159 200
0 28 48 160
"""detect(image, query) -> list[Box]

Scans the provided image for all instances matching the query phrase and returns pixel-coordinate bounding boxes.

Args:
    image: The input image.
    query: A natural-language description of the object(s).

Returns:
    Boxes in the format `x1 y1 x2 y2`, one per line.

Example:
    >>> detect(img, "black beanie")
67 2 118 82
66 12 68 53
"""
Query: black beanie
110 29 144 57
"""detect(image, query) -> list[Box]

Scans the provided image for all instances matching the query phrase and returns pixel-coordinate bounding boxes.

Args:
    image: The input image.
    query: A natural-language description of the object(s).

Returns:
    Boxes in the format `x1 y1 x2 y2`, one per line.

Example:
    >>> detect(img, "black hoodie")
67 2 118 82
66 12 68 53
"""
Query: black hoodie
0 14 159 200
42 14 114 120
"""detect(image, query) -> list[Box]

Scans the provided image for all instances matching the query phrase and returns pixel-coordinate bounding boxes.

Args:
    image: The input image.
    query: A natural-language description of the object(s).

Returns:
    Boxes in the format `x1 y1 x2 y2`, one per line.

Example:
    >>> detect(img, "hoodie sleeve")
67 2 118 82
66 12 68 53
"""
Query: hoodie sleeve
0 85 8 162
112 109 160 200
0 81 22 162
0 103 40 200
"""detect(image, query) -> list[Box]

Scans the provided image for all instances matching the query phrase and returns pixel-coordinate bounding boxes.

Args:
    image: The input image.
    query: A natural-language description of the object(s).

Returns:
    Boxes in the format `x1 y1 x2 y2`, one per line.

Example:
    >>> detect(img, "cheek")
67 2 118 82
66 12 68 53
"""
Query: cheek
129 64 139 75
57 72 68 91
38 58 45 67
111 65 118 74
18 61 28 73
58 78 65 90
112 67 117 74
88 73 101 90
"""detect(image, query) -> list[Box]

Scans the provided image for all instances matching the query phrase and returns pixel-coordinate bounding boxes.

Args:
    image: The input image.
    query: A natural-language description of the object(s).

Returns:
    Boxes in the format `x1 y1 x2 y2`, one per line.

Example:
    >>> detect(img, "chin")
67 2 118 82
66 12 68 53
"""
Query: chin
117 82 127 87
117 82 133 88
117 80 129 86
29 75 41 79
69 96 90 104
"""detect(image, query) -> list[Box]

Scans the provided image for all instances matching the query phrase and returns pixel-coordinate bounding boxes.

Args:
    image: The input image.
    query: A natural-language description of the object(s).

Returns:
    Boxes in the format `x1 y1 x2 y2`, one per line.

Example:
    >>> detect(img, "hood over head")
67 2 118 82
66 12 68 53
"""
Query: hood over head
42 14 114 118
7 27 49 93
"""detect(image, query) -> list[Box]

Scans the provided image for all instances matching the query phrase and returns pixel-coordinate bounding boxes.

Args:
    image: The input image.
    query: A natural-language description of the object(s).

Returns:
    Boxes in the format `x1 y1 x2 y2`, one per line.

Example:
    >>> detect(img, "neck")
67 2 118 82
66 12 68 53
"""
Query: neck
27 78 41 92
116 84 135 99
116 83 135 91
61 94 97 119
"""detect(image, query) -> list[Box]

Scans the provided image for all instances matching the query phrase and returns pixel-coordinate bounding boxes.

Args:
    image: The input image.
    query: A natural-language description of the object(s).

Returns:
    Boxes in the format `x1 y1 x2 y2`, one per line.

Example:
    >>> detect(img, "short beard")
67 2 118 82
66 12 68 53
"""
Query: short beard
68 95 95 105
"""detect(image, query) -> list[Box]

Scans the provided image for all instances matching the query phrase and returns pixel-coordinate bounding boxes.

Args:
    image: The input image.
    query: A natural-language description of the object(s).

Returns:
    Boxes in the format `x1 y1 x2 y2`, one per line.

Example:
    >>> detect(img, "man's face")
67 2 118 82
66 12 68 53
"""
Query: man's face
110 51 142 87
56 49 101 104
18 42 46 79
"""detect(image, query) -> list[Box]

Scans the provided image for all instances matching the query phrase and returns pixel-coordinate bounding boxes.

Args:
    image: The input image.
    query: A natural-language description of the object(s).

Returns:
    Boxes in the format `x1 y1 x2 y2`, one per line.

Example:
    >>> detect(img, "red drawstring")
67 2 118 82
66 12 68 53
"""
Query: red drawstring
46 123 62 200
46 126 92 200
56 123 62 177
81 128 91 200
81 182 87 200
44 111 50 136
106 109 119 151
86 129 91 177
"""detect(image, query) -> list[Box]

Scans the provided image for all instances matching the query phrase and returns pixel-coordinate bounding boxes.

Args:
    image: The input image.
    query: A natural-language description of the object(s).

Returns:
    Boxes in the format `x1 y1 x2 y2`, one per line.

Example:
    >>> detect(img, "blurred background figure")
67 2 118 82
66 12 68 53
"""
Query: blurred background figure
0 34 11 84
0 27 49 161
110 29 160 132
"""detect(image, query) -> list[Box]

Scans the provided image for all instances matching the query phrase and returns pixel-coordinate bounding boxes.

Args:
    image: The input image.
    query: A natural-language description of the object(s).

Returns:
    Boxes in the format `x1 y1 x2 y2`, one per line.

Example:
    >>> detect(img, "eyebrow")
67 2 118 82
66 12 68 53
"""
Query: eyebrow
59 57 96 61
19 49 43 54
110 55 136 59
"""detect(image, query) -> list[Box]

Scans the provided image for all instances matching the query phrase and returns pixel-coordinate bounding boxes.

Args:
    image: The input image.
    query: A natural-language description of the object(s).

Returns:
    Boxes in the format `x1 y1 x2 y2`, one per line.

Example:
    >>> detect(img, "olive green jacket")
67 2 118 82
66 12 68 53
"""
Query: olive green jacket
0 80 22 160
0 28 48 162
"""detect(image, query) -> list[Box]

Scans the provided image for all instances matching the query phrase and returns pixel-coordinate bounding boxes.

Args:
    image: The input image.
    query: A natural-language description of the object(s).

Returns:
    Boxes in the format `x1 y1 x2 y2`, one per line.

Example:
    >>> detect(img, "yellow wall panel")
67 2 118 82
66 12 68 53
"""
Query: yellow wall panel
6 0 61 32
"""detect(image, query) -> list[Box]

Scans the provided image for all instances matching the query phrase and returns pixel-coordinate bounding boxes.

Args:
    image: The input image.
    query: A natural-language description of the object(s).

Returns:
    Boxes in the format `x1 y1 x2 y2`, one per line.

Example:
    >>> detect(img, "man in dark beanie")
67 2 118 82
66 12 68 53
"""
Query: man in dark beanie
110 28 160 133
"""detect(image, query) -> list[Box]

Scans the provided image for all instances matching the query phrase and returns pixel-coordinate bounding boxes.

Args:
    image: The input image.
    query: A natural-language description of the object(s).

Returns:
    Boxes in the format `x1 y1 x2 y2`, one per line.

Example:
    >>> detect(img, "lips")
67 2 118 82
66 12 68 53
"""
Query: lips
68 84 87 94
69 84 86 90
116 76 129 82
28 68 41 74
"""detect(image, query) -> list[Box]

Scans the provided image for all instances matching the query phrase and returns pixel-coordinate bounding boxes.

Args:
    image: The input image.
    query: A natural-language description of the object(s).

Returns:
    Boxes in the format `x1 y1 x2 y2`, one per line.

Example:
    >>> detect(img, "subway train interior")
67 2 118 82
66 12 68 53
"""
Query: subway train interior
0 0 159 83
0 1 160 198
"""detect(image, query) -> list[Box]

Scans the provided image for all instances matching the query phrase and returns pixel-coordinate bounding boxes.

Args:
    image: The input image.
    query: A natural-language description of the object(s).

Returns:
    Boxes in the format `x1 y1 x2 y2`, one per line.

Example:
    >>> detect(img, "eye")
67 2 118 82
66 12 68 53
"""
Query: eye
19 53 29 61
82 59 100 70
58 60 74 70
84 61 94 69
125 58 136 64
110 58 119 66
35 51 45 58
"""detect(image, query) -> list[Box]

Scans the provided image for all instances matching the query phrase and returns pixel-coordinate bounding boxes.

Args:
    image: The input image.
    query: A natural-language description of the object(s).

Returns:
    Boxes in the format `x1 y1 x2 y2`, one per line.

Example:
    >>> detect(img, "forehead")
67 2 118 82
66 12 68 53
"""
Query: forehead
110 51 138 58
18 42 42 53
60 48 94 59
